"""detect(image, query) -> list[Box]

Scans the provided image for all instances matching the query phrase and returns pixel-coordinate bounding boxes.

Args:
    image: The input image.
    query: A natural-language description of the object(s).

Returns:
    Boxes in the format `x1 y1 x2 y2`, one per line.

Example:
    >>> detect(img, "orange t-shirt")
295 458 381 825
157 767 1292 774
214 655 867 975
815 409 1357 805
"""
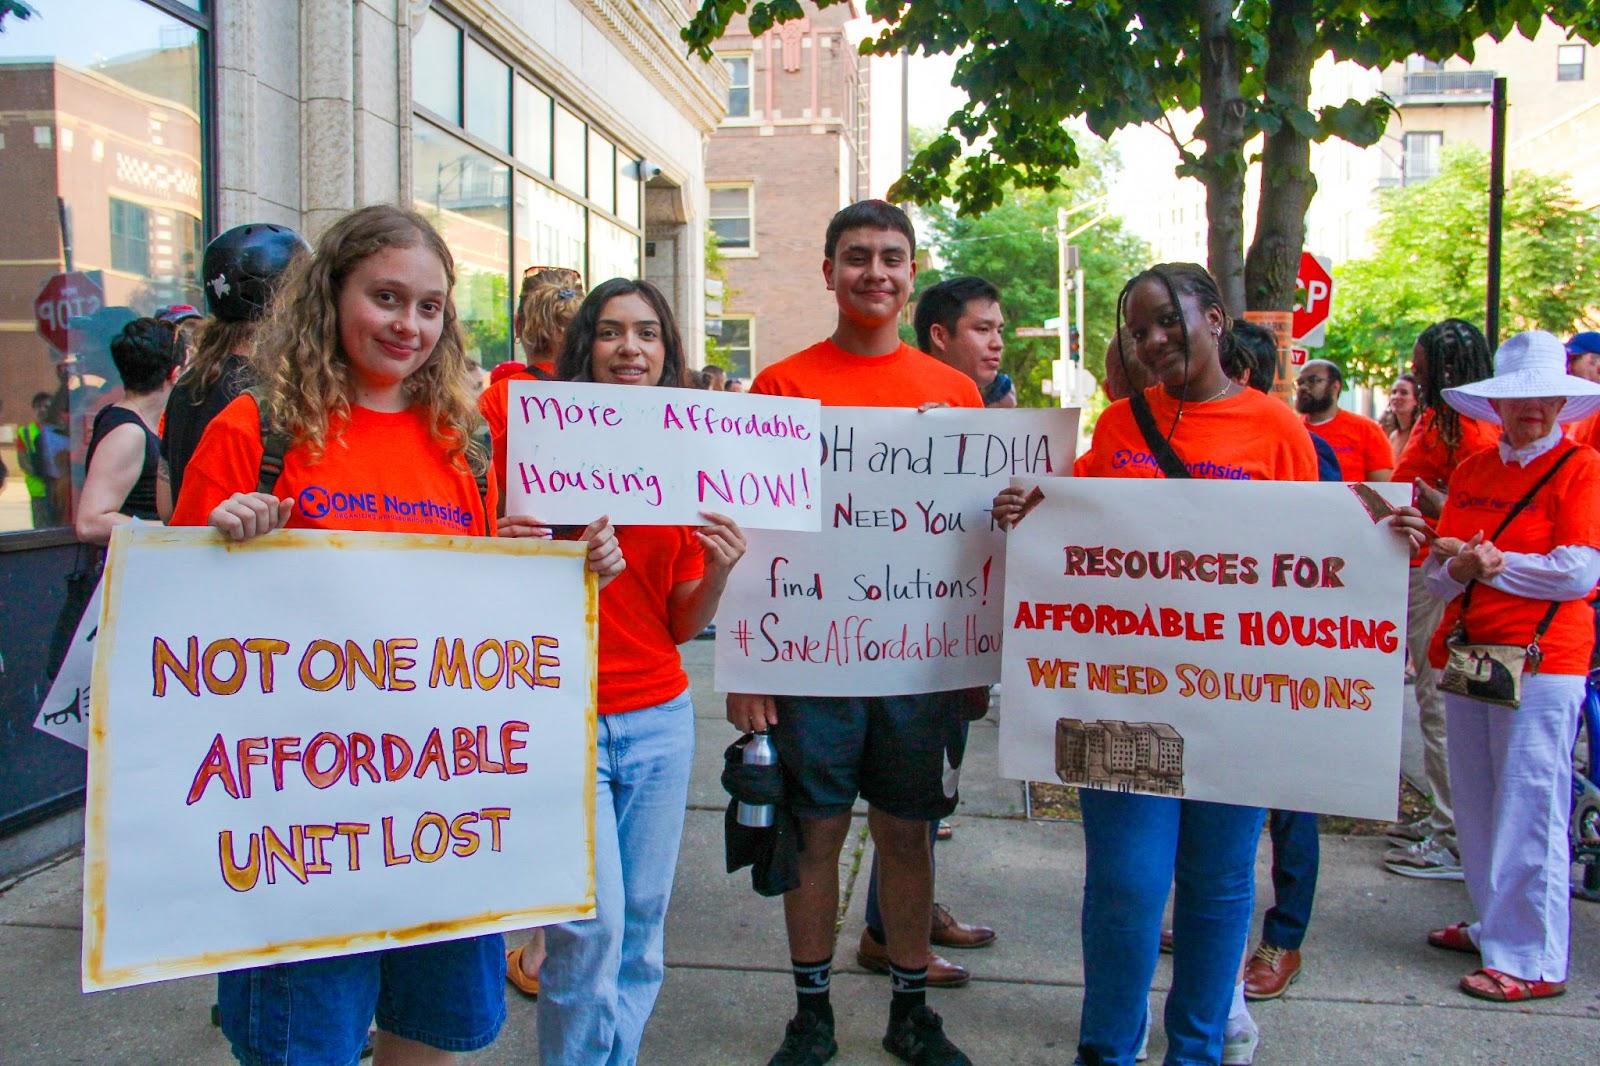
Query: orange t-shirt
1072 451 1093 477
1304 408 1394 481
592 524 705 714
1080 386 1318 482
750 339 984 408
479 368 539 499
1391 407 1499 489
170 393 493 535
1566 411 1600 448
1427 440 1600 676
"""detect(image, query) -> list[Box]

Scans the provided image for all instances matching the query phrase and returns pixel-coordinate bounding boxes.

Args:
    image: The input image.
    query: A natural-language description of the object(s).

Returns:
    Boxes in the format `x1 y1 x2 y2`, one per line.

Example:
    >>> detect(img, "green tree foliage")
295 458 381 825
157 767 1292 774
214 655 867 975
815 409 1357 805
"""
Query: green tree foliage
704 226 735 371
685 2 1600 314
458 270 511 367
1322 147 1600 385
910 152 1148 409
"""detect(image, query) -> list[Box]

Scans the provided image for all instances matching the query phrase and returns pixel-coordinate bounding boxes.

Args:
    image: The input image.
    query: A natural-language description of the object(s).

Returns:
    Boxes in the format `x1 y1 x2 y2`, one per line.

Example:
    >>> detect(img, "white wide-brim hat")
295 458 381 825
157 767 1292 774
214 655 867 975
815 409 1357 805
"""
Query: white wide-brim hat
1442 330 1600 425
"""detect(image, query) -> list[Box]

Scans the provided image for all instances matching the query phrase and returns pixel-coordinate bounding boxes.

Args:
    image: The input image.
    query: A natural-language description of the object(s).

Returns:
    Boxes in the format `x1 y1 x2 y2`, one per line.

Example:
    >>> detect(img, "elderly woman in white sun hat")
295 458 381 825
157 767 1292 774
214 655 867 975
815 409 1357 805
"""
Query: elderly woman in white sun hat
1391 329 1600 1002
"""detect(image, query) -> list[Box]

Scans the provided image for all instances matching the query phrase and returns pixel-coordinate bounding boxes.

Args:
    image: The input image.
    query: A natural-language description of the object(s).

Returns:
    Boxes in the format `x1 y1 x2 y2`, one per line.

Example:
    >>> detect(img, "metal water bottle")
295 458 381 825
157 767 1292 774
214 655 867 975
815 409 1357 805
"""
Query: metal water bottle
736 731 777 828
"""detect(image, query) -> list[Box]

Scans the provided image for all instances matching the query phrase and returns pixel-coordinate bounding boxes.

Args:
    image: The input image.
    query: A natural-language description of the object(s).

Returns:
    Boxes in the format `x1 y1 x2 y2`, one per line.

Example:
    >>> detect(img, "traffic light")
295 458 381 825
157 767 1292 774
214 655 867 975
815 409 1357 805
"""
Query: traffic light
1068 325 1081 362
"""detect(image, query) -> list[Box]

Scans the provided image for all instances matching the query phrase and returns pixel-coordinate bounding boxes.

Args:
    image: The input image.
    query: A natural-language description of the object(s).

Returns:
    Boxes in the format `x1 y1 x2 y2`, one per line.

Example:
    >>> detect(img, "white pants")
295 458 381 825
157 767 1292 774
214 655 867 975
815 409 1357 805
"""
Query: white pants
1407 567 1453 849
1446 673 1583 982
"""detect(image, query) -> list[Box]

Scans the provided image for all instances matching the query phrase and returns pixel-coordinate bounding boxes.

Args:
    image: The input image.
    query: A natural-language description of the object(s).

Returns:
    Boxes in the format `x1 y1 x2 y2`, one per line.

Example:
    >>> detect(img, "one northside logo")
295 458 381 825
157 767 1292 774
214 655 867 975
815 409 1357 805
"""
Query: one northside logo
296 485 474 530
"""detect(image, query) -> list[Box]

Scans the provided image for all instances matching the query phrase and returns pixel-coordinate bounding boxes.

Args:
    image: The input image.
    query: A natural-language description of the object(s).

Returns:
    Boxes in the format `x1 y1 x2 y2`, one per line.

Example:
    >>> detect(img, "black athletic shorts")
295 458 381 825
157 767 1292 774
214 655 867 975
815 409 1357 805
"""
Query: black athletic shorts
768 689 972 821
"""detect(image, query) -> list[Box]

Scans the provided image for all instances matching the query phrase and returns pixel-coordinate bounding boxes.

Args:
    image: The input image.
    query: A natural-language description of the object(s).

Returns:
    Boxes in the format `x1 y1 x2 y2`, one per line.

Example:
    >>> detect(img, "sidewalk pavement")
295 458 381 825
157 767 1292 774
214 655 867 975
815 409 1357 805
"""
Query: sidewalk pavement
3 642 1597 1064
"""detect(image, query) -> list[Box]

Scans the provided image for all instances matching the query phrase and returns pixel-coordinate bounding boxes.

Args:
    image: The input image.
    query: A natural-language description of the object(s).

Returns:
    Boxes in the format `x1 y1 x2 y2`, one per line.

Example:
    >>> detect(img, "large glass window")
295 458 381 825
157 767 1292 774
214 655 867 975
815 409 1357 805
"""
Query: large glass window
414 6 643 364
1403 131 1442 185
724 55 751 118
710 185 754 250
719 318 753 378
589 215 642 286
514 175 586 284
413 121 512 368
464 39 510 151
413 12 462 123
514 77 552 176
0 0 209 533
1559 44 1586 82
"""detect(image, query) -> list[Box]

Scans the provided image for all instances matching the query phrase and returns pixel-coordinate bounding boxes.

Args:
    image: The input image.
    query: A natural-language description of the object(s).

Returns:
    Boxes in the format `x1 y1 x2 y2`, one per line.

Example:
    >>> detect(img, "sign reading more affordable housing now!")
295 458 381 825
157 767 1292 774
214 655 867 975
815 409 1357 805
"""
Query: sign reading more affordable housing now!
715 407 1080 697
82 526 598 992
505 381 822 530
998 479 1411 820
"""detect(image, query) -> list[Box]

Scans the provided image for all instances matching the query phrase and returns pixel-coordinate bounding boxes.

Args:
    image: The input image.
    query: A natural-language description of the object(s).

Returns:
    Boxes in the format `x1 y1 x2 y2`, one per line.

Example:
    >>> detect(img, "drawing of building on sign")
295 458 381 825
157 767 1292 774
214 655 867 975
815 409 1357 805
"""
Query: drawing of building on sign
1055 718 1185 797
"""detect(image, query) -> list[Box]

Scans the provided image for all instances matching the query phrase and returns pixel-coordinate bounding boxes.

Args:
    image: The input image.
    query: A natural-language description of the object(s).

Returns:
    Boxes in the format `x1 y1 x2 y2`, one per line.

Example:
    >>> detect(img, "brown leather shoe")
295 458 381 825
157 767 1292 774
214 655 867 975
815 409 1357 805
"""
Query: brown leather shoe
1242 942 1302 1001
930 902 996 949
856 928 971 987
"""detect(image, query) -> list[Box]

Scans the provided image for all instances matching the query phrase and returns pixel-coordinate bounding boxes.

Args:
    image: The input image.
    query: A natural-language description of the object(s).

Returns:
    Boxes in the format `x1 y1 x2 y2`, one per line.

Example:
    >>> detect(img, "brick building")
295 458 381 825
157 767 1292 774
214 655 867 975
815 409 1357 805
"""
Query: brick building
704 2 871 380
1056 718 1186 797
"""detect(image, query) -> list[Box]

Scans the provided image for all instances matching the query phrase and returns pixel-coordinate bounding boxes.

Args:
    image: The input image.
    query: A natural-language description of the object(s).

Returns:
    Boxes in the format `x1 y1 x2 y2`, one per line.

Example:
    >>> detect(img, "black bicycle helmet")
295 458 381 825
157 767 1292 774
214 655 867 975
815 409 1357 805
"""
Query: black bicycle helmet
200 223 308 322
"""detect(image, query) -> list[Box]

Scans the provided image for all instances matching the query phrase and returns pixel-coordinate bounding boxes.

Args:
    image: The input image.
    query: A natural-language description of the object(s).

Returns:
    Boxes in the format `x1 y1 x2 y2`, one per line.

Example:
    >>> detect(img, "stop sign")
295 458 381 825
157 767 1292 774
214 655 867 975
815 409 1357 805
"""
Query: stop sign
34 271 105 355
1292 253 1333 347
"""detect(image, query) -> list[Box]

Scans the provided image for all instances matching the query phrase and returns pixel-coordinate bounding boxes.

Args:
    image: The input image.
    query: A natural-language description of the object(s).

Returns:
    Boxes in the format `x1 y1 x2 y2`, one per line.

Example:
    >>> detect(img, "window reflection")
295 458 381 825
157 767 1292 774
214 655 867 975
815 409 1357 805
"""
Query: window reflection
0 0 207 532
514 174 586 284
413 121 512 368
589 214 642 287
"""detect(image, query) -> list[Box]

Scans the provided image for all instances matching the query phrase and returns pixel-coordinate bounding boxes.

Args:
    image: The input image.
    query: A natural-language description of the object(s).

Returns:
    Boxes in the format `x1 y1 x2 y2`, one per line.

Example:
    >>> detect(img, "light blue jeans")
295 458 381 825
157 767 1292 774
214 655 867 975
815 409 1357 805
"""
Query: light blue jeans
538 690 695 1065
1076 790 1265 1066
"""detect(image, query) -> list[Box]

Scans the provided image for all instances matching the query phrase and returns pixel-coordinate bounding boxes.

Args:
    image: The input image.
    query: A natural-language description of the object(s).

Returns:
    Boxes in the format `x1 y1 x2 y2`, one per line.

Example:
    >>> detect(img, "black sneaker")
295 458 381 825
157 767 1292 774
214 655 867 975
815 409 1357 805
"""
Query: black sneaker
767 1012 837 1066
883 1005 971 1065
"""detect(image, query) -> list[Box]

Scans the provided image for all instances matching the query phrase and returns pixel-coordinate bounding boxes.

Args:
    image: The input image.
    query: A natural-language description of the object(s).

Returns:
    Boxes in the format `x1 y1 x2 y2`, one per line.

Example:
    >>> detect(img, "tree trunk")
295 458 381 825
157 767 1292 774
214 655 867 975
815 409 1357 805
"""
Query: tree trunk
1197 0 1247 315
1243 0 1317 312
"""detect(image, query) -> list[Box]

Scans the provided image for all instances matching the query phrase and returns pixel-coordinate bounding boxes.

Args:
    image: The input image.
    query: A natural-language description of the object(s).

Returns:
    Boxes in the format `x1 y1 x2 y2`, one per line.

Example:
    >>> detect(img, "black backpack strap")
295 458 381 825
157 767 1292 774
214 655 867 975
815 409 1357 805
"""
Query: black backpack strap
1128 390 1192 479
529 363 555 380
247 387 293 495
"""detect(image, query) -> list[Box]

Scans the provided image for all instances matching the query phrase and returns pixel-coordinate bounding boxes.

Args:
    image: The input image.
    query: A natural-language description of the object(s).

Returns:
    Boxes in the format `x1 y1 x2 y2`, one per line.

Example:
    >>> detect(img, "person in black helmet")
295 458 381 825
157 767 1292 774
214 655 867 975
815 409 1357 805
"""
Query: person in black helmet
159 223 308 515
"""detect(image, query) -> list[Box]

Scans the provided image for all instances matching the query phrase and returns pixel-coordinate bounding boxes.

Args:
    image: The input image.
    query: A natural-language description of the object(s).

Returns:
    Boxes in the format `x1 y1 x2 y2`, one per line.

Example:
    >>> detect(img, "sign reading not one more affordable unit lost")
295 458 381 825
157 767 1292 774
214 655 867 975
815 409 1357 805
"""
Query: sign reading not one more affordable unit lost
997 478 1410 819
82 526 598 992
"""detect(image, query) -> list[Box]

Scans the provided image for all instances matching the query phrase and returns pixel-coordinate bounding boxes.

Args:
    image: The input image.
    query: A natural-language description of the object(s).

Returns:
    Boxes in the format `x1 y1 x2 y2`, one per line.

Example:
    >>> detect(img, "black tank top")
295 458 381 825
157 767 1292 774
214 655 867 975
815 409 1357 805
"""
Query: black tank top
86 405 161 521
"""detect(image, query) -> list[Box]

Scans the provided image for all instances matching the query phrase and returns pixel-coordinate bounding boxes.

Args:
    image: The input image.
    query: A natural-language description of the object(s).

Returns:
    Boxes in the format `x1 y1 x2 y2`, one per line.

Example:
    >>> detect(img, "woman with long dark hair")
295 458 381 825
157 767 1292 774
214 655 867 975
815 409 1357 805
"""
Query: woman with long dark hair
1383 320 1499 880
506 278 745 1064
994 263 1321 1064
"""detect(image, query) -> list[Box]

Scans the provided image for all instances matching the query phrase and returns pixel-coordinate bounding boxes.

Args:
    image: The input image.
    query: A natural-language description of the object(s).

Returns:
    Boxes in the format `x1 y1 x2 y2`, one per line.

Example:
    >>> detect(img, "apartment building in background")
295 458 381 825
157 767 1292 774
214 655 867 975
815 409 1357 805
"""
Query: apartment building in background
703 1 873 380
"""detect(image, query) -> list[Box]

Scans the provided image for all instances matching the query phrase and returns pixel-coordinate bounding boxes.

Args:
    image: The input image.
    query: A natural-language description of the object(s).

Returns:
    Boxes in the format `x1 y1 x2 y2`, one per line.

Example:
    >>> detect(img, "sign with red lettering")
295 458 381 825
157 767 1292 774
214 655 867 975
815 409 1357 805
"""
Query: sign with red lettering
34 271 104 355
714 407 1080 696
506 381 822 530
997 478 1410 818
1293 253 1333 347
82 526 598 991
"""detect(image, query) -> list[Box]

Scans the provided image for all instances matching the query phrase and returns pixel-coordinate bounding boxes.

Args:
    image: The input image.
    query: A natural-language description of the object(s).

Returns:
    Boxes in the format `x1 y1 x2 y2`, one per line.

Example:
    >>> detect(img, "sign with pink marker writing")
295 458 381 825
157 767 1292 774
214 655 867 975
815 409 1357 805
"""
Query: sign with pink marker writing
506 381 822 530
714 408 1080 696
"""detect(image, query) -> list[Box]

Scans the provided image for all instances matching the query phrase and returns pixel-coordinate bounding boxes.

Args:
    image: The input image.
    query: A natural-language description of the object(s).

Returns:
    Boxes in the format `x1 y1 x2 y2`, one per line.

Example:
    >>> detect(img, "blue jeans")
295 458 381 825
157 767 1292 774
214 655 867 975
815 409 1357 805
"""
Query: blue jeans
1262 810 1319 951
538 691 695 1066
1077 791 1265 1066
863 820 940 940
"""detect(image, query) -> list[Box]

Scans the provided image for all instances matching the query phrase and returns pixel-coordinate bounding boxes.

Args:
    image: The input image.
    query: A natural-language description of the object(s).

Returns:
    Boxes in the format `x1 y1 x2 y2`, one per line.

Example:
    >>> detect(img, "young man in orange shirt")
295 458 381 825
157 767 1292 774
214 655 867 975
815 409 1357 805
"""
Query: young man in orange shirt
731 201 979 1066
1294 359 1393 482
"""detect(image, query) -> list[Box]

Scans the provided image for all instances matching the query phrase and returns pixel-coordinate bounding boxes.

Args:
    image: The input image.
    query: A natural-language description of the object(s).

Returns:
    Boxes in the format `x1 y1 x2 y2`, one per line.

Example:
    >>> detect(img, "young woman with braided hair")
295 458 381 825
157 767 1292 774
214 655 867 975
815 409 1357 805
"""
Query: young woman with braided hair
995 263 1327 1065
1383 319 1499 880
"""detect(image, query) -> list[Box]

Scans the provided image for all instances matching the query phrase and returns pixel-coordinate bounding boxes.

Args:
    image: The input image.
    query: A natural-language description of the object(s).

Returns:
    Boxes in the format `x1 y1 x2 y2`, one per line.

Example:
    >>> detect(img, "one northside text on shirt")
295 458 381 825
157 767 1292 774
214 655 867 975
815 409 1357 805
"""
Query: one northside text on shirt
151 632 563 893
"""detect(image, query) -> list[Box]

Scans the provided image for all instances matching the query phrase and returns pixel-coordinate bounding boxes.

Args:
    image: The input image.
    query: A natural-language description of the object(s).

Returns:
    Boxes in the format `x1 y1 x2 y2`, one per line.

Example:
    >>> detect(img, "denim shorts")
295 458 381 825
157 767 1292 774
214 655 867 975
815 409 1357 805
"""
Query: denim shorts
217 933 506 1066
769 690 969 821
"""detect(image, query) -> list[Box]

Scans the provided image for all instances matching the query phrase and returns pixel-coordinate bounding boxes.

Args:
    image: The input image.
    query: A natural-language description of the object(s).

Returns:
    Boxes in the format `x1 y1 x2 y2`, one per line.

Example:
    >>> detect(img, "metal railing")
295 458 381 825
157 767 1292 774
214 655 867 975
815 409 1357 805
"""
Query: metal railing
1401 70 1496 98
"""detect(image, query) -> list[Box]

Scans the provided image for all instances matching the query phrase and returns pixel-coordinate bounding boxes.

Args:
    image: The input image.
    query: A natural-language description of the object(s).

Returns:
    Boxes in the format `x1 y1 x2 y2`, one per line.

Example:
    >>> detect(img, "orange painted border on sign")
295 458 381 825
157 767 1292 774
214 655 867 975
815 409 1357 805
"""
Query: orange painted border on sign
82 526 600 992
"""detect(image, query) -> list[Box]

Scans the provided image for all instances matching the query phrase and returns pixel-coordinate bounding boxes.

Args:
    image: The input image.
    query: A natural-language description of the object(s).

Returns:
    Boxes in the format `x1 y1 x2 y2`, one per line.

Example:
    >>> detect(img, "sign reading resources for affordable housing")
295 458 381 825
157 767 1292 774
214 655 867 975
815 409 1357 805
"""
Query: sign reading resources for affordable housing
715 408 1079 696
506 381 822 529
998 479 1411 820
82 526 598 992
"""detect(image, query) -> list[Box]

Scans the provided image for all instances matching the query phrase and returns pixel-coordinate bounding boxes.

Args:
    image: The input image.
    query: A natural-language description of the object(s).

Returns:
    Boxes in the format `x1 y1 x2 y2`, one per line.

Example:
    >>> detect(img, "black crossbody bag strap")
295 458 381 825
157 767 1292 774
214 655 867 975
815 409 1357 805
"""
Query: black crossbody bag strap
1128 390 1191 479
1455 445 1579 642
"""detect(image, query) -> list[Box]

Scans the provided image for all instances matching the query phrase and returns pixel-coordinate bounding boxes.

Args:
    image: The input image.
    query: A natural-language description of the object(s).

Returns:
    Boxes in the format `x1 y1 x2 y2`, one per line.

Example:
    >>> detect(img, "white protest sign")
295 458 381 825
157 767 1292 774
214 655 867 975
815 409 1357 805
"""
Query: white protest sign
506 381 822 529
715 408 1079 696
83 526 597 992
34 577 103 750
998 479 1411 819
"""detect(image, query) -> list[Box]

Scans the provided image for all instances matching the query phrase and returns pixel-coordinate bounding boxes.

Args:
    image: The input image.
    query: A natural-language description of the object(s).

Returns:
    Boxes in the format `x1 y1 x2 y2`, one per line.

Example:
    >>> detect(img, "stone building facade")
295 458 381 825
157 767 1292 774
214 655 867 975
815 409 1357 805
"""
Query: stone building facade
1056 718 1186 798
